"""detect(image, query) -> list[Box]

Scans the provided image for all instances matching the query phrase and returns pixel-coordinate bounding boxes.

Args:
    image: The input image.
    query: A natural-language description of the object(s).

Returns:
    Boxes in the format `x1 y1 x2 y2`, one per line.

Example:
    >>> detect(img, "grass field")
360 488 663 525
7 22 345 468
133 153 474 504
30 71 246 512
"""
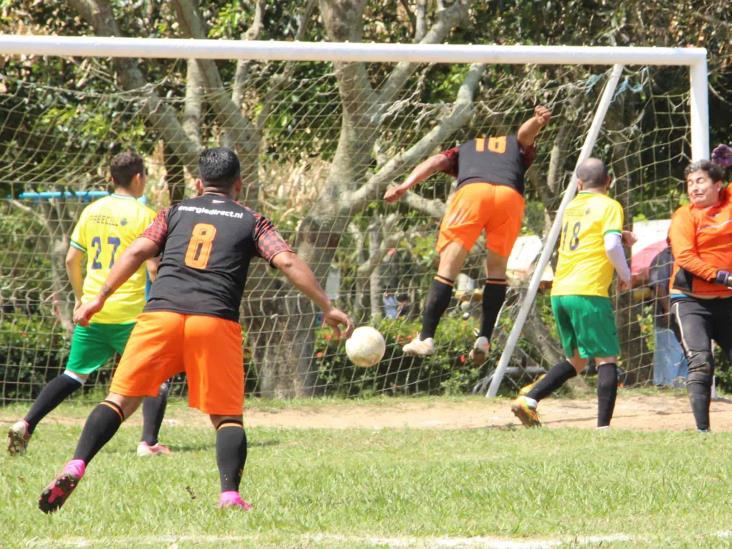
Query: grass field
2 396 732 548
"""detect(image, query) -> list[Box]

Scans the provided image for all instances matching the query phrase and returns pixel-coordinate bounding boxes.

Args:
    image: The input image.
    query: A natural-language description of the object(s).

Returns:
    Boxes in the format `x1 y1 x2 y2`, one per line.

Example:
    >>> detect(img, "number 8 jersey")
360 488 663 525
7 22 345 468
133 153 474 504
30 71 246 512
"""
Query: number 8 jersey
141 194 292 322
551 191 624 298
70 194 156 324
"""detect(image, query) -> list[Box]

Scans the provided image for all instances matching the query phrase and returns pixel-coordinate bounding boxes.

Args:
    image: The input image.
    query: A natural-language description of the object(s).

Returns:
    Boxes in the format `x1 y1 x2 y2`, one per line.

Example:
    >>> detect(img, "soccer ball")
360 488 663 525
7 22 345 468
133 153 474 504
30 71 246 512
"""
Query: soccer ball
345 326 386 368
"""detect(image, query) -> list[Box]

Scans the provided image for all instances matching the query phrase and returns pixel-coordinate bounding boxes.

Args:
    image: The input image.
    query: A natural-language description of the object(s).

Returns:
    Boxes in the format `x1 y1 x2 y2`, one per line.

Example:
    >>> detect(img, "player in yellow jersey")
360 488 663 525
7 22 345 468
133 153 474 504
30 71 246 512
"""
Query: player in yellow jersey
512 158 632 428
8 152 170 457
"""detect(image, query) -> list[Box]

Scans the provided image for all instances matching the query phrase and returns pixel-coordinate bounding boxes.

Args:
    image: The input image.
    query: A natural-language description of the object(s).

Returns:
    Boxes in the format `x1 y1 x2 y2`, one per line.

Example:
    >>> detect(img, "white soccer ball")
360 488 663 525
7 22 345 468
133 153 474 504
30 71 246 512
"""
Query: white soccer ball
345 326 386 368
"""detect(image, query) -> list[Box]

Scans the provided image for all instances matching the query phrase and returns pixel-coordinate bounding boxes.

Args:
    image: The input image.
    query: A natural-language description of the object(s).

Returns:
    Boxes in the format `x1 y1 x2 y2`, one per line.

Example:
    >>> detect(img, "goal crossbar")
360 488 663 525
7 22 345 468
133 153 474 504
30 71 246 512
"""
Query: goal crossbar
0 35 710 159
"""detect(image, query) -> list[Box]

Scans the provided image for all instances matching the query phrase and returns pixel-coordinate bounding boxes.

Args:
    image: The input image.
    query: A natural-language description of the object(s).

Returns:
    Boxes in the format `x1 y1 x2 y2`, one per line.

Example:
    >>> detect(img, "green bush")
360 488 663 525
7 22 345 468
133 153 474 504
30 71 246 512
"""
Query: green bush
0 313 69 403
313 316 501 397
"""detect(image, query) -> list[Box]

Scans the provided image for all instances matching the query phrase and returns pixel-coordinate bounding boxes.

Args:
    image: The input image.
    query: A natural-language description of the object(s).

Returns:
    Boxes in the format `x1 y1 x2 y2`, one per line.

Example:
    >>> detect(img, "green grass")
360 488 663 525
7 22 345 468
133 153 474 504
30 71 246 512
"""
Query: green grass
2 398 732 548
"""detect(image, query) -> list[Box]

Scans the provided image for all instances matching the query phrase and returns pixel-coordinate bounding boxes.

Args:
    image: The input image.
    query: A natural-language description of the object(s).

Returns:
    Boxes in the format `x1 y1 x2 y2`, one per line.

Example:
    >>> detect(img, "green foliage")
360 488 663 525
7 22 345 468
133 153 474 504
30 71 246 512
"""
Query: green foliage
0 313 68 403
314 316 486 397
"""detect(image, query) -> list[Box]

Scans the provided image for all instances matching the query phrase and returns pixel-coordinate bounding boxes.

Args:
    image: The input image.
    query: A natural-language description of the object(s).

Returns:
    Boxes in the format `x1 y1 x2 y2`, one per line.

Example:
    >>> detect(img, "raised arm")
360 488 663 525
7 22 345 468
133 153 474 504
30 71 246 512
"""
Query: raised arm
73 237 160 326
383 152 455 203
516 105 552 149
271 251 354 338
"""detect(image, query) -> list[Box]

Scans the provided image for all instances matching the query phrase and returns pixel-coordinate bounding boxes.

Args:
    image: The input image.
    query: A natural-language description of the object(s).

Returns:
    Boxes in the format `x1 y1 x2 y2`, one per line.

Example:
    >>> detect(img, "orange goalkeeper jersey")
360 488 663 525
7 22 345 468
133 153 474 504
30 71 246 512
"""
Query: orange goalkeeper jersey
669 186 732 298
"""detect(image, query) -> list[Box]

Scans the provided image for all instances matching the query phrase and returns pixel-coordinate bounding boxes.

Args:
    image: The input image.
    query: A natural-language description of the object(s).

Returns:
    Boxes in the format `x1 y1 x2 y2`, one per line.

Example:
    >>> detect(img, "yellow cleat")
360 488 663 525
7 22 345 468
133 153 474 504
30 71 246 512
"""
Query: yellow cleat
518 374 546 396
511 396 541 428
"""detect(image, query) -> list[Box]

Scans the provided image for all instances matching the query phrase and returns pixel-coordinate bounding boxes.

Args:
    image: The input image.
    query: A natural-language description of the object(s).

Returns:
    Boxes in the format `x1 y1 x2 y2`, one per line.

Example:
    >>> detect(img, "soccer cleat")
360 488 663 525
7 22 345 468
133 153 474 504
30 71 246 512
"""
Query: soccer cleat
511 396 541 428
218 490 253 511
38 460 86 513
7 420 31 456
518 374 546 397
137 441 172 457
402 337 435 357
468 336 491 365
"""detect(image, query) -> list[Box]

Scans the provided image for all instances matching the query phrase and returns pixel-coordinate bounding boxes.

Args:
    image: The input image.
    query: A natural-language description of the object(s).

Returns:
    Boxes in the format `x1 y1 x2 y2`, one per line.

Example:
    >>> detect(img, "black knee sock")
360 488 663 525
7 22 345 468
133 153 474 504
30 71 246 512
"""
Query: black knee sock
141 381 170 445
687 375 712 431
216 421 247 492
480 281 507 340
72 401 124 464
526 360 577 402
25 373 82 433
420 277 453 339
596 363 618 427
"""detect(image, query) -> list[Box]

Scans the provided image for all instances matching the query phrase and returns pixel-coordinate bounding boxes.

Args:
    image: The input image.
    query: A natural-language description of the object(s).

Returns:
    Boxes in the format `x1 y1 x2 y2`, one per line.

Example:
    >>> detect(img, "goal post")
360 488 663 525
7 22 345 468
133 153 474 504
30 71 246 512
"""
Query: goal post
0 36 710 401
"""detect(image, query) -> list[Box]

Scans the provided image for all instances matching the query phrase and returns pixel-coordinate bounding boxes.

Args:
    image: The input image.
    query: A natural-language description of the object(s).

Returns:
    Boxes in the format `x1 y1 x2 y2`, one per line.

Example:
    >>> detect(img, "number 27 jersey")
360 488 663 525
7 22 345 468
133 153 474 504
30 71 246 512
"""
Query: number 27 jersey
551 192 624 298
142 194 292 322
70 194 156 324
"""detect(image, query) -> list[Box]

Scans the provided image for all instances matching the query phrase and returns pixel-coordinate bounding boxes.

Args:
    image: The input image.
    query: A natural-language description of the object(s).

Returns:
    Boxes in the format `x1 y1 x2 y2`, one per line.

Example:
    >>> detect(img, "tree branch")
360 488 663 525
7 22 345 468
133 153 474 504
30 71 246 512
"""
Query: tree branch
68 0 200 177
171 0 259 155
341 63 484 212
232 0 266 107
183 59 203 147
378 0 471 107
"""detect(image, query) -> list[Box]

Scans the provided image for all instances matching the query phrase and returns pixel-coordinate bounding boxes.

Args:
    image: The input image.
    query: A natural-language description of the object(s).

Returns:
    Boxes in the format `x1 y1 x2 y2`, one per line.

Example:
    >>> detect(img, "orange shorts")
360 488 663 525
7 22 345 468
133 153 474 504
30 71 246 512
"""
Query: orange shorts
110 311 244 416
436 183 525 257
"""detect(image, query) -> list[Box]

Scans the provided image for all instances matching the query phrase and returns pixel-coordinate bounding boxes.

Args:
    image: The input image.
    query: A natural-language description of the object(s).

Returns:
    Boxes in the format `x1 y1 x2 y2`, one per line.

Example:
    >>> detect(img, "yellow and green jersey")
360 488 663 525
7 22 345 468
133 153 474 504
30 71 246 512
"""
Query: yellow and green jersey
70 194 156 324
551 191 624 298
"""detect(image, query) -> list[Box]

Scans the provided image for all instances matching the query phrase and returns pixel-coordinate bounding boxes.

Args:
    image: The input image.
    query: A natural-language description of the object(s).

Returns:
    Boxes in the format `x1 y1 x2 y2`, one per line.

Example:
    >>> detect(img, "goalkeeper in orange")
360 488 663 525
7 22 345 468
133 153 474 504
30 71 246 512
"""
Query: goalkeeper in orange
384 105 551 363
7 151 170 458
511 158 631 429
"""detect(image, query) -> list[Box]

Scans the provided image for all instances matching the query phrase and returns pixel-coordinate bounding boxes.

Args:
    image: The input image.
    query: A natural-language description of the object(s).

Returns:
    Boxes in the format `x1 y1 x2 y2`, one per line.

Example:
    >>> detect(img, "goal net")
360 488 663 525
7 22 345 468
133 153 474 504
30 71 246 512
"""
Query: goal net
0 38 707 402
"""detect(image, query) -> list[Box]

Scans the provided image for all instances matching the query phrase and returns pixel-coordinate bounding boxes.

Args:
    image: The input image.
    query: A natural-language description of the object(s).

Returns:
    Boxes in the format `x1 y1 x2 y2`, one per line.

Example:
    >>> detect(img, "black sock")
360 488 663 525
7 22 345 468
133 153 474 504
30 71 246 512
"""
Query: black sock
526 360 577 402
25 373 82 434
141 381 170 445
72 401 124 464
420 277 453 339
597 363 618 427
480 281 507 340
216 420 247 492
687 375 712 431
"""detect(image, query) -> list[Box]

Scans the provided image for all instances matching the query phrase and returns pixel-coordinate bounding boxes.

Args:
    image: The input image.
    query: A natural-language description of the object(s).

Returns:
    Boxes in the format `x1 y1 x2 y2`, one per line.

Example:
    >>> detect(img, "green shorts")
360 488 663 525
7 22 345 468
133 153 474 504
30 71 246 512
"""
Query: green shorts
65 322 136 376
551 295 619 359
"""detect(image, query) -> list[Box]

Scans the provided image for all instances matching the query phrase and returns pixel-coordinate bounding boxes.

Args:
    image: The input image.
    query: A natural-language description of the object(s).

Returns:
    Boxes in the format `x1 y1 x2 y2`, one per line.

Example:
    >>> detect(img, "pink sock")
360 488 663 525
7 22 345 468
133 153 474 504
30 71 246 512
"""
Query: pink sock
63 459 86 479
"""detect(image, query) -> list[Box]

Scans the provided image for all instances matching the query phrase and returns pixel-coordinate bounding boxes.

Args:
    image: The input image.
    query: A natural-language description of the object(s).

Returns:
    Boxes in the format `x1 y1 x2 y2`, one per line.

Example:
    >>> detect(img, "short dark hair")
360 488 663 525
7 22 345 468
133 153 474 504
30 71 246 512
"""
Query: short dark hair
110 151 144 188
576 157 609 189
683 159 725 183
199 147 241 190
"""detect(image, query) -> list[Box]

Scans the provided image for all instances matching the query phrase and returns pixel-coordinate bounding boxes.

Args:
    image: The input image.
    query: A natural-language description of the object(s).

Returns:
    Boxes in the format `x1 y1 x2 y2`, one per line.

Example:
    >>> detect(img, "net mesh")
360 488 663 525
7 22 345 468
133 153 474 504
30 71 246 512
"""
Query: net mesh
0 57 693 402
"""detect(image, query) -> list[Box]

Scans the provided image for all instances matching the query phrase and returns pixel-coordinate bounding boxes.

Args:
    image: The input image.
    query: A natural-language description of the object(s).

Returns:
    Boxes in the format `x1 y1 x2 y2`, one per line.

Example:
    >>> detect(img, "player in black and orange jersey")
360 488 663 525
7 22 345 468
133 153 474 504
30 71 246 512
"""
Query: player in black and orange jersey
384 106 551 362
38 147 353 513
669 156 732 432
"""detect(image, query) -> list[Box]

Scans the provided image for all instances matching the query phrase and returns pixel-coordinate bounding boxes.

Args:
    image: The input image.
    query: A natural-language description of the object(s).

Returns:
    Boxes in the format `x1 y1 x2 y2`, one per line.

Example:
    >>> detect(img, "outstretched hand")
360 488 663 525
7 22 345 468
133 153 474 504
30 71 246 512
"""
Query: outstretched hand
712 144 732 168
533 105 552 127
383 183 410 204
73 297 105 326
322 307 354 339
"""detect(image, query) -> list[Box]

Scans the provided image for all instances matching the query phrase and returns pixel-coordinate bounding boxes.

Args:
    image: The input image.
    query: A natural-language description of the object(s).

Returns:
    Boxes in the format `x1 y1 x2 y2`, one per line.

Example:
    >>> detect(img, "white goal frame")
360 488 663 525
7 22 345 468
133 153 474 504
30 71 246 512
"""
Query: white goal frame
0 36 709 397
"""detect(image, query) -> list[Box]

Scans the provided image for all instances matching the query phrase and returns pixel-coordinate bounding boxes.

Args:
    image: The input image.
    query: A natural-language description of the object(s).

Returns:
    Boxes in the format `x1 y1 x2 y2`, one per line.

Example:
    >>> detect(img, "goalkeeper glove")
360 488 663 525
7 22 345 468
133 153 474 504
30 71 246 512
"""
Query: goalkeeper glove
714 271 732 289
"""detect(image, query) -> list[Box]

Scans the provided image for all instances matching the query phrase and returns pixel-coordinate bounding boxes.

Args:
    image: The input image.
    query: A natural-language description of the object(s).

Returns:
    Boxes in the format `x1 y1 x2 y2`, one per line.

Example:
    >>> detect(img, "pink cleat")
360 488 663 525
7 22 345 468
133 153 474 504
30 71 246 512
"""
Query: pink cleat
218 490 253 511
137 441 172 456
38 459 86 513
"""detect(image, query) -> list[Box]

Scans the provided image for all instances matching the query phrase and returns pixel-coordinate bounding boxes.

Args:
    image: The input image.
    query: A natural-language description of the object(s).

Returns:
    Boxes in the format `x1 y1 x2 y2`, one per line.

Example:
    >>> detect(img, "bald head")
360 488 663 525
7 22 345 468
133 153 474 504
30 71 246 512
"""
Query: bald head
576 158 609 189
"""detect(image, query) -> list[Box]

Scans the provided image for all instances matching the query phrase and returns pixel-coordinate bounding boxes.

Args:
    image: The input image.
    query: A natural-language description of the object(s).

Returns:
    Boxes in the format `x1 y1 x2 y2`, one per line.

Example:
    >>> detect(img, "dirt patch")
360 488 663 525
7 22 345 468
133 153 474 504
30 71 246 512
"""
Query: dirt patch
5 394 732 432
156 394 732 432
238 394 732 431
